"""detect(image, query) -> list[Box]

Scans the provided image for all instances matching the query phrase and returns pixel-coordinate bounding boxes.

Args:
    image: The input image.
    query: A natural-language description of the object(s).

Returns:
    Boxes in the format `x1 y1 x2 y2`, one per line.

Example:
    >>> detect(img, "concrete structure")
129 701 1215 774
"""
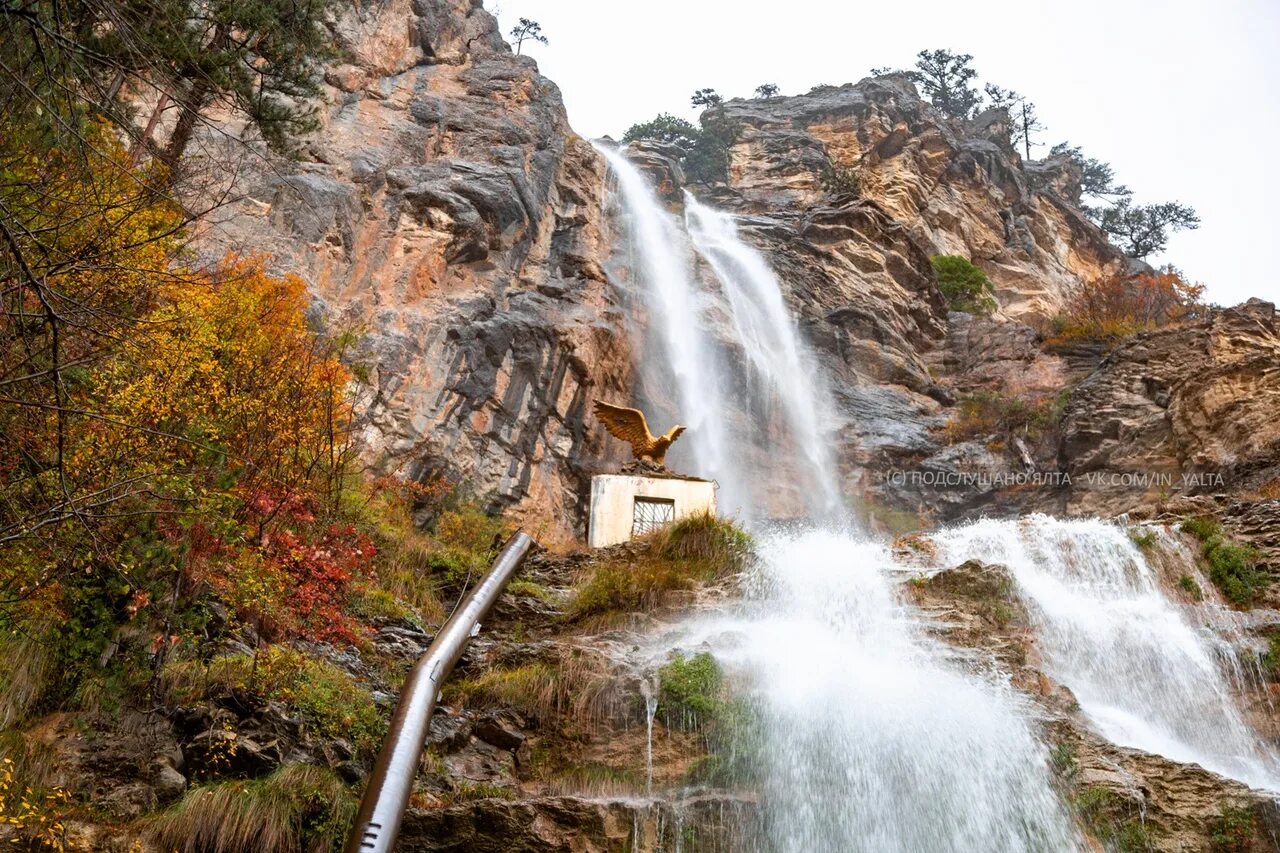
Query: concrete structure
587 474 717 548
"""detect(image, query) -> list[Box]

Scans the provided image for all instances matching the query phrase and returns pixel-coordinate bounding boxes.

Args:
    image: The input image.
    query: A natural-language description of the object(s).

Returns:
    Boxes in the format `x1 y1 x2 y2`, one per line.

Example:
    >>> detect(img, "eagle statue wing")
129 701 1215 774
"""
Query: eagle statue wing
592 399 655 456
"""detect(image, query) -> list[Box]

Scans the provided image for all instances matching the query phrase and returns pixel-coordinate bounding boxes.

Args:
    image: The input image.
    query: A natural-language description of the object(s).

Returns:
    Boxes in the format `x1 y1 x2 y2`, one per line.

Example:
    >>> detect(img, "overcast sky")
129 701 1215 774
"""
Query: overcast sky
500 0 1279 307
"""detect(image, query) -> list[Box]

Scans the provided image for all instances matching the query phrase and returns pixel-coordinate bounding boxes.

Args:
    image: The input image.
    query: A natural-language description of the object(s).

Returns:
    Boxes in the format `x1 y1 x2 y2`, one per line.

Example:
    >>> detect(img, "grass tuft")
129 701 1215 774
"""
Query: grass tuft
0 632 52 729
1074 786 1153 852
568 513 751 620
148 764 355 853
162 646 385 756
1181 517 1266 606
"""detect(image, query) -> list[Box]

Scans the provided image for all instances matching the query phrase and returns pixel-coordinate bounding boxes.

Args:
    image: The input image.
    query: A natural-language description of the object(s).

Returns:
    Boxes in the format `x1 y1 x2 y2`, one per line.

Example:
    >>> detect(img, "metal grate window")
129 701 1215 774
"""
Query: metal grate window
632 497 675 537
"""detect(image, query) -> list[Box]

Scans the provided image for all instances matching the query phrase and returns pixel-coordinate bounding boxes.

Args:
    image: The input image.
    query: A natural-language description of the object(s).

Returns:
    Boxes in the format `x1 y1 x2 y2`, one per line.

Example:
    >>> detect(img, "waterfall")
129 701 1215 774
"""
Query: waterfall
677 529 1080 852
931 514 1280 792
593 143 749 511
683 194 842 517
600 146 1082 850
595 143 839 519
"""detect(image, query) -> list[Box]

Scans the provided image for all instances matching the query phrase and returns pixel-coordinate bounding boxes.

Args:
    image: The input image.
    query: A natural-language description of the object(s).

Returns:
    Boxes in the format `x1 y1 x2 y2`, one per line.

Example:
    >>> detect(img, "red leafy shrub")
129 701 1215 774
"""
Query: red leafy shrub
262 524 377 644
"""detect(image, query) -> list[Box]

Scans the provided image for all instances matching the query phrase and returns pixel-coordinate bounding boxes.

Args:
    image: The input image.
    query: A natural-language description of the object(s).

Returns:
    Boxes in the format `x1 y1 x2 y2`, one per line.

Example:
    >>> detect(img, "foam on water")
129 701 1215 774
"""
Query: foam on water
931 514 1280 792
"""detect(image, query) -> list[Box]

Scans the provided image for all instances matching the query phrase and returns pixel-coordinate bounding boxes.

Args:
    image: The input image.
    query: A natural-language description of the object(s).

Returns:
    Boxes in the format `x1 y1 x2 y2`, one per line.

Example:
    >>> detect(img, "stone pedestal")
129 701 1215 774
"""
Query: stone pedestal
587 474 717 548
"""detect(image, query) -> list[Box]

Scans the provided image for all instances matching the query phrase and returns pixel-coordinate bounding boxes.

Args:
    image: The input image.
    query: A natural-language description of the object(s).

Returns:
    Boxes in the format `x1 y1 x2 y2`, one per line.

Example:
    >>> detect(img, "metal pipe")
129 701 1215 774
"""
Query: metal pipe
344 531 536 852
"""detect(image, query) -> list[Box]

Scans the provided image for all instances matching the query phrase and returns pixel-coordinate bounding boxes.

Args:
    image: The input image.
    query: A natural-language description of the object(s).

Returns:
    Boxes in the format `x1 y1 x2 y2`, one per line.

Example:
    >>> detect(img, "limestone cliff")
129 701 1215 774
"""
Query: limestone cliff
189 0 1147 537
192 0 627 544
1059 298 1280 515
189 0 1276 543
716 76 1128 321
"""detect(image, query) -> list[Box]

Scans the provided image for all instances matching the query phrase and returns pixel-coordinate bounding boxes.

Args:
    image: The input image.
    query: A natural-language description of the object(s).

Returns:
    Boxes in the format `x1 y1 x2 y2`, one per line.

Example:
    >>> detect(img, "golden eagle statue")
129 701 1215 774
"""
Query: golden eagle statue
592 400 686 467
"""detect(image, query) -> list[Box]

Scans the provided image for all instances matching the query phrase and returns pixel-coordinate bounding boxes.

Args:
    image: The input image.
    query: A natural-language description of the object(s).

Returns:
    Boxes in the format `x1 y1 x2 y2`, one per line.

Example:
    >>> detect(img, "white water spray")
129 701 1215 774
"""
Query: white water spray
593 143 748 508
677 528 1080 852
683 194 842 517
931 515 1280 792
596 144 841 519
600 147 1081 849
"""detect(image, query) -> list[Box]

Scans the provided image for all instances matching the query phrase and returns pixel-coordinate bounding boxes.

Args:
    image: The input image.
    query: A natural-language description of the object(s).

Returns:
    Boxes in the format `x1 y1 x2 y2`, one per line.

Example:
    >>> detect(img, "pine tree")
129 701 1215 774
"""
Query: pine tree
910 49 981 119
510 18 548 54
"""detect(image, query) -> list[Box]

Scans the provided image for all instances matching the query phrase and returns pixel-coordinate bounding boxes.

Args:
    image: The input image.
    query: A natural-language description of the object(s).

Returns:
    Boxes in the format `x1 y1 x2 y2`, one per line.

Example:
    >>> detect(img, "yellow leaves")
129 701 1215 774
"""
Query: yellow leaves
0 757 68 851
89 252 353 504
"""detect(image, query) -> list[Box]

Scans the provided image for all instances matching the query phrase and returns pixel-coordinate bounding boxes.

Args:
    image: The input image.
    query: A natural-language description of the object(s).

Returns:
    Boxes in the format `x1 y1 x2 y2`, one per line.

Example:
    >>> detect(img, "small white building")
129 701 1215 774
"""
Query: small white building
587 474 717 549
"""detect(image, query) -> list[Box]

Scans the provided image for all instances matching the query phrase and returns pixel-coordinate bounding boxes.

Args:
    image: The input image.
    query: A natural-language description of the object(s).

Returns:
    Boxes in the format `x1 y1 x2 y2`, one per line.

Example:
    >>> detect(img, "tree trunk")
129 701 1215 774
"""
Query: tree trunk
128 92 169 168
161 81 209 171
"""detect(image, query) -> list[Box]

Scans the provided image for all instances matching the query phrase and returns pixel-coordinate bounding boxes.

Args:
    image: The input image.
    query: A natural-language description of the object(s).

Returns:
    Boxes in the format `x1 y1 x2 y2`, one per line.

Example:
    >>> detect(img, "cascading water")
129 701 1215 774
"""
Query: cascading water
592 143 748 509
599 147 1081 850
595 142 839 518
676 529 1080 852
931 514 1280 792
683 194 842 517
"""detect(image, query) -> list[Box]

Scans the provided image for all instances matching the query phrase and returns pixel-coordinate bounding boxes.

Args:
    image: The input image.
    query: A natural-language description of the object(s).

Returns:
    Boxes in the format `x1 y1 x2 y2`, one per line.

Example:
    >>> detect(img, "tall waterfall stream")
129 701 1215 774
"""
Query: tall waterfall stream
595 144 1275 850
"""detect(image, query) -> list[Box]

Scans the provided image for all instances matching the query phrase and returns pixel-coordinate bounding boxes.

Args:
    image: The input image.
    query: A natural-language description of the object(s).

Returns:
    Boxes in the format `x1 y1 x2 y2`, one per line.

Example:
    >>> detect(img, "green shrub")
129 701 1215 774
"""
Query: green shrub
1177 574 1204 602
623 110 740 185
1262 636 1280 679
1209 804 1255 853
819 164 860 195
931 255 998 315
659 652 724 729
148 764 356 853
1205 542 1263 606
1049 742 1077 776
1075 787 1153 852
1181 516 1222 542
1180 517 1266 606
621 113 700 151
163 647 385 756
1129 528 1157 551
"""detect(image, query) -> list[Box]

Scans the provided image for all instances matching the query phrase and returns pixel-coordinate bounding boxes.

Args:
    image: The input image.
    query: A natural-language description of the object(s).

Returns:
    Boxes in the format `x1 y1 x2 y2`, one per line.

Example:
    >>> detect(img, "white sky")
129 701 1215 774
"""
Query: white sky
498 0 1280 307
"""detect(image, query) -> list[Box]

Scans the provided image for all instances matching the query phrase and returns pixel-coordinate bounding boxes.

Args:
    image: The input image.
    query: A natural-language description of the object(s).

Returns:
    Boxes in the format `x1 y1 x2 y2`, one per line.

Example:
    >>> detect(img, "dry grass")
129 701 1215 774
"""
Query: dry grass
148 764 355 853
446 648 629 726
368 529 447 624
942 390 1058 445
1248 478 1280 501
567 512 751 621
0 632 52 729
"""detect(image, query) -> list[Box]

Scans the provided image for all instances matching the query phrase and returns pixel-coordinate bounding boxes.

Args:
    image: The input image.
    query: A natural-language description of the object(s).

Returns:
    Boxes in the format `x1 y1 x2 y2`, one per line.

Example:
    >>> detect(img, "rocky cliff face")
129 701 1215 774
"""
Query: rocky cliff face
191 5 1146 537
717 77 1127 321
193 0 629 543
1060 298 1280 515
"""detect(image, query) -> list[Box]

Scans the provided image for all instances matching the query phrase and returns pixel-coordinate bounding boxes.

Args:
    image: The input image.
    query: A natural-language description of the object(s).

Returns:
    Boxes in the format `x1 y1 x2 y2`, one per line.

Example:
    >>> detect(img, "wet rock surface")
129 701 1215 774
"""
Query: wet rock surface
910 553 1280 852
192 0 629 544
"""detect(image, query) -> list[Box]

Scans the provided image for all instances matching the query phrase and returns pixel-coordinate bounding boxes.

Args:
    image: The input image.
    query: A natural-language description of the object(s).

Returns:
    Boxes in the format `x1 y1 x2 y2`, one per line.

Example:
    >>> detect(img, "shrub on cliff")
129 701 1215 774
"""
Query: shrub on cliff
1049 267 1205 345
944 389 1062 446
1180 517 1266 606
623 108 741 185
622 113 700 153
931 255 998 315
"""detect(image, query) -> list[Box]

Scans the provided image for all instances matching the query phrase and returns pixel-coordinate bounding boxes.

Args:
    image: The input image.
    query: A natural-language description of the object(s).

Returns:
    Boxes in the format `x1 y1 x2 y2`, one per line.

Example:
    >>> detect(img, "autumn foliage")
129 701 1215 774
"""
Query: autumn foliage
0 109 379 705
1049 266 1206 344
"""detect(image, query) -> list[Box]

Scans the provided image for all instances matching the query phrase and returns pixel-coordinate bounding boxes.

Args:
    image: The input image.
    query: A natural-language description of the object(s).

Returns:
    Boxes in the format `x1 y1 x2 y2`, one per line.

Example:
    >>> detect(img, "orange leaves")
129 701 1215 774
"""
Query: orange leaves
101 253 352 501
1051 266 1206 344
